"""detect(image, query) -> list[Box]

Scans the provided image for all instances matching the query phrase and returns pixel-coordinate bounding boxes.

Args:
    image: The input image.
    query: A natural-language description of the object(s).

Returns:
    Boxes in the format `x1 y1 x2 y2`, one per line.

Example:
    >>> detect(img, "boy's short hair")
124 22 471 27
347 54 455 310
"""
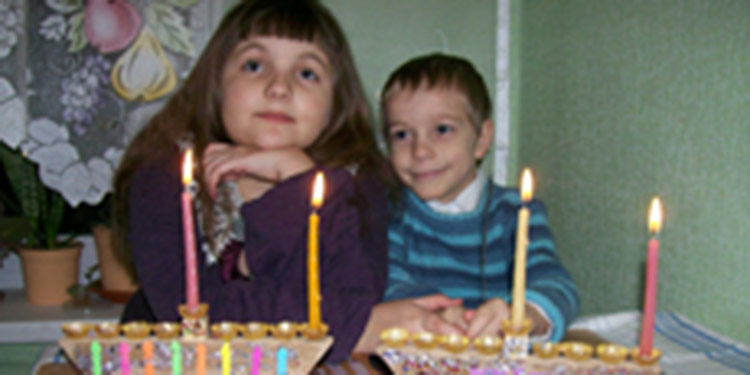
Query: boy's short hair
381 53 492 134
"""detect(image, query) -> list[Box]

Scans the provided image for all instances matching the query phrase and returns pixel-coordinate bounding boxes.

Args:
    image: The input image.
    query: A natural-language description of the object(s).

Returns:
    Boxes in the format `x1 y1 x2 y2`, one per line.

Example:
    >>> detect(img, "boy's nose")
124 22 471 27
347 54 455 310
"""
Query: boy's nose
265 74 291 100
412 138 435 160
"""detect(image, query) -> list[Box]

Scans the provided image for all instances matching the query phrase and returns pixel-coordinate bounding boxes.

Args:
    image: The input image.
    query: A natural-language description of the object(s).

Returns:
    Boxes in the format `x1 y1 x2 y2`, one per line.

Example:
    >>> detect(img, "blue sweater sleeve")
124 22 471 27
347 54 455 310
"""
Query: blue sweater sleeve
522 199 580 341
384 219 442 301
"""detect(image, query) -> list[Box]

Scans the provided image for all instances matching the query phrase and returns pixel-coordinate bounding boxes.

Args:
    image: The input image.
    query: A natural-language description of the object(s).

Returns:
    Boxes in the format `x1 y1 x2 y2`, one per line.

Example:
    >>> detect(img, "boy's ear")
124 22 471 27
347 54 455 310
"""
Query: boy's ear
473 119 494 160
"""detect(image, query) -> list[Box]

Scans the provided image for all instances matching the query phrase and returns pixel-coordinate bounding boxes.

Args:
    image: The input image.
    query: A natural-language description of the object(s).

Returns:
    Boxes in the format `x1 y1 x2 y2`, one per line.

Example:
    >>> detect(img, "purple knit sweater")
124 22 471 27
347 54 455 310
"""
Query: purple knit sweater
126 154 388 363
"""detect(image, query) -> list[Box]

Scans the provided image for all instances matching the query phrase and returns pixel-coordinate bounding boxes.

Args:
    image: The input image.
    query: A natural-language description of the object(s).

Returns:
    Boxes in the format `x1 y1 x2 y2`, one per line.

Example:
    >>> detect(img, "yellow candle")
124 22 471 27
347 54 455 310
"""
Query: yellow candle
511 168 533 328
308 172 325 331
221 341 231 375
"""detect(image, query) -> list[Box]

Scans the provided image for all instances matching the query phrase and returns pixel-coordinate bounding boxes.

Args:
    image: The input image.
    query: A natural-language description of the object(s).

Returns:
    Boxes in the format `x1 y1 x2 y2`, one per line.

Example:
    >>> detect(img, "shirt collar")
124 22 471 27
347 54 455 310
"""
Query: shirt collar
427 170 487 214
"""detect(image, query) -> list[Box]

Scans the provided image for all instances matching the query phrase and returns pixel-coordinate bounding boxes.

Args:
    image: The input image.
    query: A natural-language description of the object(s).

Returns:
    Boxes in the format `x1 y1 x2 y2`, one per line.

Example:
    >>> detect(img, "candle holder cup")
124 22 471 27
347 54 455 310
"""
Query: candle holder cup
122 321 151 339
531 341 560 359
412 332 438 350
560 341 593 362
94 322 120 339
630 347 661 366
501 318 533 359
62 322 91 339
380 327 410 348
596 343 628 364
301 322 329 340
473 335 503 356
178 303 209 338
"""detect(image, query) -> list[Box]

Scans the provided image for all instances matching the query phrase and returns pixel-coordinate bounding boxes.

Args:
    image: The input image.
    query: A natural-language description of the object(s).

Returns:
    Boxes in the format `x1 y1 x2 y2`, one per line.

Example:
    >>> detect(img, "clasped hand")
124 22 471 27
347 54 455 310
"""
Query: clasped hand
202 142 315 202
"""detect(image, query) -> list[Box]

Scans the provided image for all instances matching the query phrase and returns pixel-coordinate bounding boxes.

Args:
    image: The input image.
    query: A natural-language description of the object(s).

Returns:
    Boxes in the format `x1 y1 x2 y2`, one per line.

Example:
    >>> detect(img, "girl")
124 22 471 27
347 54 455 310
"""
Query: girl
112 0 395 362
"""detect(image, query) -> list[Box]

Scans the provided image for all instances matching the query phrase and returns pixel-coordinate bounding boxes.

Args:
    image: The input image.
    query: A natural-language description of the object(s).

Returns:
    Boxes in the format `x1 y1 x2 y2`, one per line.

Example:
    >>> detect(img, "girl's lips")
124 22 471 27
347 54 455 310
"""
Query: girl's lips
256 111 294 123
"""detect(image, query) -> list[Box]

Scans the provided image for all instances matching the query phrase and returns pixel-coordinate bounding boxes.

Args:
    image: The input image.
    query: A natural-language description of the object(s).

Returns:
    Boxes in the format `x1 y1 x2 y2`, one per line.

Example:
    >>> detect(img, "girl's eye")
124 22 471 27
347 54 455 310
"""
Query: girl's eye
299 68 318 81
390 129 410 141
436 124 453 135
242 60 262 72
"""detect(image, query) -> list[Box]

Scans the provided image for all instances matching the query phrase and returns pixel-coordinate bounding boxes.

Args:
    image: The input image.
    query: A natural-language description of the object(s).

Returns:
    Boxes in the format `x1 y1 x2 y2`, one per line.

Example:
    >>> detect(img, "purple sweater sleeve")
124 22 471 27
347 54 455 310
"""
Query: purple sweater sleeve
128 156 387 363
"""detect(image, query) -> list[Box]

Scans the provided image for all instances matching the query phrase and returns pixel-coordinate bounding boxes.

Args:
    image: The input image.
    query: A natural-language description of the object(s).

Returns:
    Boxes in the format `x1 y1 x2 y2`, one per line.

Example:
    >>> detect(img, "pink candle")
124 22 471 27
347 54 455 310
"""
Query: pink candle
251 346 262 375
119 341 131 375
639 197 662 357
182 149 199 310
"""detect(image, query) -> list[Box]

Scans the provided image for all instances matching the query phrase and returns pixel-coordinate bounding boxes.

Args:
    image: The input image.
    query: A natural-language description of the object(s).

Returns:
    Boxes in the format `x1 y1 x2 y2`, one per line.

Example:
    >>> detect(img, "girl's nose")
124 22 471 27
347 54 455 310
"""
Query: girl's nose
265 74 291 100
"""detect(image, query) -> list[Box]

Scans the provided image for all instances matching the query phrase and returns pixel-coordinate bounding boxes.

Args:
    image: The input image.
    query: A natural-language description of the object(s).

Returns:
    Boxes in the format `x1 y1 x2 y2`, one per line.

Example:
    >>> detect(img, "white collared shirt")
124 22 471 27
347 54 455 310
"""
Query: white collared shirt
427 170 488 214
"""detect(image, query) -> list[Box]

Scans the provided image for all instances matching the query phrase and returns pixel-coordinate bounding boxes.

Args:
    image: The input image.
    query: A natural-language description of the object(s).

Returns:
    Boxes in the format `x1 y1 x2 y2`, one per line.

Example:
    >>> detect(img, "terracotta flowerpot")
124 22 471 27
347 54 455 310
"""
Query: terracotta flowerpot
19 244 83 306
92 225 138 293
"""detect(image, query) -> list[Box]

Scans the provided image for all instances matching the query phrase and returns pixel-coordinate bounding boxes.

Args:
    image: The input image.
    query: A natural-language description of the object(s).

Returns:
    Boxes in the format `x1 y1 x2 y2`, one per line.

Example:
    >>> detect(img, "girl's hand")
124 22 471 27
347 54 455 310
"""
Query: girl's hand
202 143 315 200
464 297 510 338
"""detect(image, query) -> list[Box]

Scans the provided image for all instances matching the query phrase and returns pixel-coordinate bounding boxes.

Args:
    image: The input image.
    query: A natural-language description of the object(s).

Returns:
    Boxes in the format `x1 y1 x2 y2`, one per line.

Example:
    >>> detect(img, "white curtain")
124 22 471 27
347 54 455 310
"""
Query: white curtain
0 0 223 206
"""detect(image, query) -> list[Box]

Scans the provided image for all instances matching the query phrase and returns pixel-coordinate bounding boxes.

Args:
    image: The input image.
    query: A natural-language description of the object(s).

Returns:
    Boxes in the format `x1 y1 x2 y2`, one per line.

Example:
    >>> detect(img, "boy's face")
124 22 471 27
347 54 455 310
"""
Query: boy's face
385 85 493 203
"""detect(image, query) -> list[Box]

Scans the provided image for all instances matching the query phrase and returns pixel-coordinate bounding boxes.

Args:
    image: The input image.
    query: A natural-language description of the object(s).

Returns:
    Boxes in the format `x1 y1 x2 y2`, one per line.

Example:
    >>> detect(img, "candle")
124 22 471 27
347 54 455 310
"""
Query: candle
171 340 182 375
143 340 154 375
277 347 288 375
308 172 325 331
251 346 262 375
511 168 533 328
182 149 199 310
90 341 102 375
221 341 231 375
639 197 662 357
120 341 131 375
195 343 206 375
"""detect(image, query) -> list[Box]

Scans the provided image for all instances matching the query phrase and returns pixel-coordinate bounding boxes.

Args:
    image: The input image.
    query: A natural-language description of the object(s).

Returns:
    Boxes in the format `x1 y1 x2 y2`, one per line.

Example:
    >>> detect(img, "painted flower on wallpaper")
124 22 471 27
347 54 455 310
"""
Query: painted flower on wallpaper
84 0 142 54
39 14 67 42
111 27 177 102
0 3 22 58
60 55 112 135
21 117 122 206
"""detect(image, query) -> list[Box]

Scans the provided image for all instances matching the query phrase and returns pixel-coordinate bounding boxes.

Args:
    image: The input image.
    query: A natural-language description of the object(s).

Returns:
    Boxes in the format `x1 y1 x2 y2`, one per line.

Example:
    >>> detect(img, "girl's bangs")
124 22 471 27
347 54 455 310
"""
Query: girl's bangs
242 7 323 46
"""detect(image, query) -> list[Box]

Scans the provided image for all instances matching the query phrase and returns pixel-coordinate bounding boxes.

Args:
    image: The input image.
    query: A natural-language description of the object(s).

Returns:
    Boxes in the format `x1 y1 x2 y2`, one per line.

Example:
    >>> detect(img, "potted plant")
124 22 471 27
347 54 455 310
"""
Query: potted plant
0 143 82 306
89 194 138 301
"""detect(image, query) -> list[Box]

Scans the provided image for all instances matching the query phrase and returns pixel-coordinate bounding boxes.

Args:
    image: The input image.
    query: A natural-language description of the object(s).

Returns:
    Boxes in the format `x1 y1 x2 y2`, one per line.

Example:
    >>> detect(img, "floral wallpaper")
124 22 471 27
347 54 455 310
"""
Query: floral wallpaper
0 0 222 206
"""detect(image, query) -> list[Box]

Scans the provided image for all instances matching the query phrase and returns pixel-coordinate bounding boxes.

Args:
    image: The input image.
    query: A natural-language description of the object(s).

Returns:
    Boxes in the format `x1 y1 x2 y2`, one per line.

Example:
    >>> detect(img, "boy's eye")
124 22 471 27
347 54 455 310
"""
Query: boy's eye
436 124 453 135
242 60 262 72
299 68 318 81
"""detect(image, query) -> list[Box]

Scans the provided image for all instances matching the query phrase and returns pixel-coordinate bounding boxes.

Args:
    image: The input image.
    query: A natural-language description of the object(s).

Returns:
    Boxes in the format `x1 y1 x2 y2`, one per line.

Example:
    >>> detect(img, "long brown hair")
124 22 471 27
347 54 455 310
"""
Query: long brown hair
112 0 394 277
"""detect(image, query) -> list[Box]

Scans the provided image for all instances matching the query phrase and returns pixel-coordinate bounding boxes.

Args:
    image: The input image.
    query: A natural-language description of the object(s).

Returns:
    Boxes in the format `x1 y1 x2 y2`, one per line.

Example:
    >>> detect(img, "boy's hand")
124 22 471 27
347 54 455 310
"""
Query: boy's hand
437 305 469 331
464 298 510 338
353 295 464 353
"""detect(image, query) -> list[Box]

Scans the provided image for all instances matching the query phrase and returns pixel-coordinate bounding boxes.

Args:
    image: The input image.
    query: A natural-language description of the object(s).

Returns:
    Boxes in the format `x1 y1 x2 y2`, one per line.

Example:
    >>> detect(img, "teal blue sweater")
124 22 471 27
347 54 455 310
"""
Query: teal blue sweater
385 183 579 341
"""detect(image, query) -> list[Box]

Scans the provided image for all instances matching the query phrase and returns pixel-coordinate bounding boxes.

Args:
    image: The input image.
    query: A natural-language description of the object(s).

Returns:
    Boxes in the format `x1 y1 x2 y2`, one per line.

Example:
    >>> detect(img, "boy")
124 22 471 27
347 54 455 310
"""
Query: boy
381 53 579 341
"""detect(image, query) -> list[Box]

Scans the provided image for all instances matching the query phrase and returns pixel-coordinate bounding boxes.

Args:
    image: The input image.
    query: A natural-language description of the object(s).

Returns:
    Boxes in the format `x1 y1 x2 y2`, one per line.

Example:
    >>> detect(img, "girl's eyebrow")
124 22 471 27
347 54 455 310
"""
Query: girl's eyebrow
229 41 265 60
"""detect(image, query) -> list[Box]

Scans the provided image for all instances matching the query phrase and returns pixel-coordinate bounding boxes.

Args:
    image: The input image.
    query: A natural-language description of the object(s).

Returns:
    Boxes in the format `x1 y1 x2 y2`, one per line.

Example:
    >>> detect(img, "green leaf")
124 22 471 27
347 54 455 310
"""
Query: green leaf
146 3 196 57
67 11 87 53
42 191 65 249
45 0 83 14
168 0 199 8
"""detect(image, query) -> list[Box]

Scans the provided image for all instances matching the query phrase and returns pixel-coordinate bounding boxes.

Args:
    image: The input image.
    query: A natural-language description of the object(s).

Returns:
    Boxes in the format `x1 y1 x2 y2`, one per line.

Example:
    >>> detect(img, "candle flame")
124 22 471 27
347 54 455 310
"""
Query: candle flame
520 168 534 202
648 197 662 234
311 172 325 209
182 149 193 186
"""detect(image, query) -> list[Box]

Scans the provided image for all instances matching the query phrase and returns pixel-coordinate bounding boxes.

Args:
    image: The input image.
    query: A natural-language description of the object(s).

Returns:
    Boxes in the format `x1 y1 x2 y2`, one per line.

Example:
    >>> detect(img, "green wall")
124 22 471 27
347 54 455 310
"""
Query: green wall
519 0 750 342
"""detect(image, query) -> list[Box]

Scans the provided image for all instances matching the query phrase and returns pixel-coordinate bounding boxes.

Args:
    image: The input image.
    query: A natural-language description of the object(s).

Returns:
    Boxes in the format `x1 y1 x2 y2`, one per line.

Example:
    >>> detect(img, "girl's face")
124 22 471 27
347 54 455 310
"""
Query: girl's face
220 36 334 150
